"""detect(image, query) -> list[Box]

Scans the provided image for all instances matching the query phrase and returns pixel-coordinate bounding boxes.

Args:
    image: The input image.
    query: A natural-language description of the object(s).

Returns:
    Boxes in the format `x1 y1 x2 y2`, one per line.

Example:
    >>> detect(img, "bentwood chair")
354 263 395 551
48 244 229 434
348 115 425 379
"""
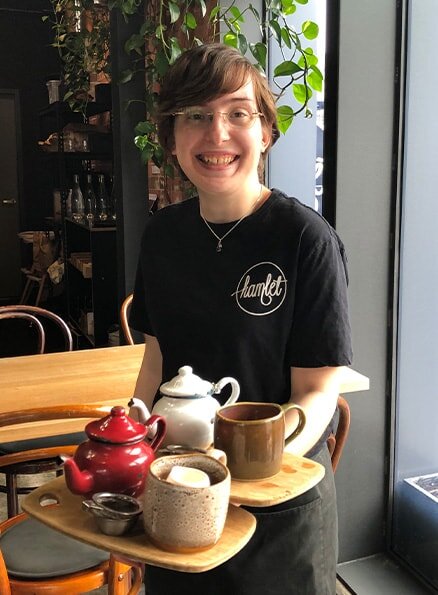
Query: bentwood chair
0 304 73 355
0 460 142 594
120 293 134 345
0 307 74 517
327 396 351 473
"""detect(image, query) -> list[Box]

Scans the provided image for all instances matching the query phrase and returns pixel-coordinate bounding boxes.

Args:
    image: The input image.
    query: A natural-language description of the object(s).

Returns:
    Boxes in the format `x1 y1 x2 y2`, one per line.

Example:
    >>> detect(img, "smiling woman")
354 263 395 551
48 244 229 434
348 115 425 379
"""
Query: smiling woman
129 43 352 595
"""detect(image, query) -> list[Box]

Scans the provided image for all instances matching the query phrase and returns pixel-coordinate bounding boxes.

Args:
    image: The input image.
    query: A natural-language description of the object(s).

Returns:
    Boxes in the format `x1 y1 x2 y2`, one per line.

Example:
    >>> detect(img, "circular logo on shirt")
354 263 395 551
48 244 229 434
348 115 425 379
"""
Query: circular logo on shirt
232 262 287 316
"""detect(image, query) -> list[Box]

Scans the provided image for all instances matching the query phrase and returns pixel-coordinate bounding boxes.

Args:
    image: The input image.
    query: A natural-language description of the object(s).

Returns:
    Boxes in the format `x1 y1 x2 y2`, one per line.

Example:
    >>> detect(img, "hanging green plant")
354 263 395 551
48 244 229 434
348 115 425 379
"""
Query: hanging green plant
43 0 111 117
109 0 322 170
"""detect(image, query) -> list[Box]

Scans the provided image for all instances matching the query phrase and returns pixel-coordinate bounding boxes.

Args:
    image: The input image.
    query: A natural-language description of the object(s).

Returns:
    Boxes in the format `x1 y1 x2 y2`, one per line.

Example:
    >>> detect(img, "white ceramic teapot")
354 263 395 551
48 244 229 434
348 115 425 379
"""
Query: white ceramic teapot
129 365 240 449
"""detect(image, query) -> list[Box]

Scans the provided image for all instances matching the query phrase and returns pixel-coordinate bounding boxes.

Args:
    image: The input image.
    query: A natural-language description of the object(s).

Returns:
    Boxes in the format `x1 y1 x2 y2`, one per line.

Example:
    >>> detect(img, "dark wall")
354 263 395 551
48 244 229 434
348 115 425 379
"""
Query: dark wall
0 0 60 230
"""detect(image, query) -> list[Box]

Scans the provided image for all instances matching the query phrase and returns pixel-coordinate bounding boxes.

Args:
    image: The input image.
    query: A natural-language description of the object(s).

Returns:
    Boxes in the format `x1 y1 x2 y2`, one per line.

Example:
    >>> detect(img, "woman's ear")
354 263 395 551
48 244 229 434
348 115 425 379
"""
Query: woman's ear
261 123 272 154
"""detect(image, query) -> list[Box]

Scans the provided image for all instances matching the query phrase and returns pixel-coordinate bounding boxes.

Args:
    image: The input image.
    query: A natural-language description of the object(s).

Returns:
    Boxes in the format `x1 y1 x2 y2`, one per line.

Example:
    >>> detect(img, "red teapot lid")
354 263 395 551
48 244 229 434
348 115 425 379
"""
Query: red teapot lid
85 406 147 444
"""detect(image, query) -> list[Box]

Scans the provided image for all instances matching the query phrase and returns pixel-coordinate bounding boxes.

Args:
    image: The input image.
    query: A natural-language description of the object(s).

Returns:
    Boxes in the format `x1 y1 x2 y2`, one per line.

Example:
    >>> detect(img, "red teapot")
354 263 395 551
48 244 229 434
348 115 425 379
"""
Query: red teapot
64 405 166 498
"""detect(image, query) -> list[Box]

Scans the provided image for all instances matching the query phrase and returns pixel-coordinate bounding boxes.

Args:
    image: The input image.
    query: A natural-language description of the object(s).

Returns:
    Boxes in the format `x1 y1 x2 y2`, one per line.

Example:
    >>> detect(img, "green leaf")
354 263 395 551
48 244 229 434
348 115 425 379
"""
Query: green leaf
223 32 238 48
152 145 164 168
295 0 308 4
184 12 197 29
302 20 319 40
273 60 302 77
209 5 221 21
249 4 260 20
168 1 180 24
281 0 296 15
298 48 318 68
124 33 144 53
277 105 294 134
140 21 153 36
169 37 182 63
118 69 133 83
134 134 149 151
155 48 170 76
307 70 322 92
164 163 175 177
308 65 323 91
269 20 282 44
270 0 282 13
293 83 312 104
140 145 155 164
249 42 267 70
237 34 248 55
155 24 165 39
230 6 244 21
281 27 292 48
135 120 155 135
42 15 49 22
197 0 207 17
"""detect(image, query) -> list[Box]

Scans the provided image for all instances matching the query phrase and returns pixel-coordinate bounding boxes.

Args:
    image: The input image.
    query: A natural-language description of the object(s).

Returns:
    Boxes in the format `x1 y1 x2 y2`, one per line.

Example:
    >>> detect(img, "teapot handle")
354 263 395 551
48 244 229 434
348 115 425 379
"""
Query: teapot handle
214 377 240 406
145 415 167 451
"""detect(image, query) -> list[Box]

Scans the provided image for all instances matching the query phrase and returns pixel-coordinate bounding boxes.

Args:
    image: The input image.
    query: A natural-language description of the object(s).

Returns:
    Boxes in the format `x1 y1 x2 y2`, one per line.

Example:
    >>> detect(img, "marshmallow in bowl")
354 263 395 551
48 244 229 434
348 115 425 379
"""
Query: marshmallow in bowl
166 465 211 488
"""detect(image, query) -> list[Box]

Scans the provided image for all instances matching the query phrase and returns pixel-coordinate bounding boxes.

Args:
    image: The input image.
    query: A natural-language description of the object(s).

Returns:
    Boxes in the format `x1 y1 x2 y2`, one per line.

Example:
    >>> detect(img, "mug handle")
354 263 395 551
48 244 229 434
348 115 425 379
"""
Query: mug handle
214 377 240 406
281 403 306 446
145 415 167 451
205 447 227 466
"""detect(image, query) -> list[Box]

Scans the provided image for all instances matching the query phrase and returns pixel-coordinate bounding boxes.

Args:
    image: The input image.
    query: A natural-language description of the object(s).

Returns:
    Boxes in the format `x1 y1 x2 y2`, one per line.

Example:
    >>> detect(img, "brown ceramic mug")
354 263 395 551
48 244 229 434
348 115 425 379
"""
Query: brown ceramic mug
214 402 306 481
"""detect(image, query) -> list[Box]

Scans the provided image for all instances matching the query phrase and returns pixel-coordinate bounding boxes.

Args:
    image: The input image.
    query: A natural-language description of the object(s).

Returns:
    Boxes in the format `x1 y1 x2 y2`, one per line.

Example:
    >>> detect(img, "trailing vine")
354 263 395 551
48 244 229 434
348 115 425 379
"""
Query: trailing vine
44 0 111 117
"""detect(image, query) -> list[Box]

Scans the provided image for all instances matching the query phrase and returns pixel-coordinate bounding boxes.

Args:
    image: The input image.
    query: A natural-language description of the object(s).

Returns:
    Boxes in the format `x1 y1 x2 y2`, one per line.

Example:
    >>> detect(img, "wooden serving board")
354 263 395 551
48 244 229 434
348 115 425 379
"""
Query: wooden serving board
229 451 325 507
22 477 256 573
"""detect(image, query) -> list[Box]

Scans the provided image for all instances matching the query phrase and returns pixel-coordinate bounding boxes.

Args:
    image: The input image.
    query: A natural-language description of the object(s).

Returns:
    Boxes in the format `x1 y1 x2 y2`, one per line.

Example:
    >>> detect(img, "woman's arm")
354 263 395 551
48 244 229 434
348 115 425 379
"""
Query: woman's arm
284 366 343 456
133 334 163 411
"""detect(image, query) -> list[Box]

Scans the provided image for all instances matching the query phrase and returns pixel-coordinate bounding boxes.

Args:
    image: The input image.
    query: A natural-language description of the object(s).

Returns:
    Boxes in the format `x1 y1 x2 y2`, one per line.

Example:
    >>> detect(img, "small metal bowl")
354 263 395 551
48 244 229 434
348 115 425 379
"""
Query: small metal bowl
82 492 142 536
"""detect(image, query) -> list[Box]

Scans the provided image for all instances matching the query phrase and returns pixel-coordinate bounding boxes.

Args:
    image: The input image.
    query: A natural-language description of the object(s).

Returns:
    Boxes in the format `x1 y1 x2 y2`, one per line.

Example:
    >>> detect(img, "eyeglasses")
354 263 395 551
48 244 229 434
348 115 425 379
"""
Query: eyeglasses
165 107 264 129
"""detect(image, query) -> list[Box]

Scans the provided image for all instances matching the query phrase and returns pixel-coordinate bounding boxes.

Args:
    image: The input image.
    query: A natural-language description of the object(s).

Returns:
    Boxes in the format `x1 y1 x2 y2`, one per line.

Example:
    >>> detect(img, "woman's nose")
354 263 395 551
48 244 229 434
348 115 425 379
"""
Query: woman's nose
204 113 231 143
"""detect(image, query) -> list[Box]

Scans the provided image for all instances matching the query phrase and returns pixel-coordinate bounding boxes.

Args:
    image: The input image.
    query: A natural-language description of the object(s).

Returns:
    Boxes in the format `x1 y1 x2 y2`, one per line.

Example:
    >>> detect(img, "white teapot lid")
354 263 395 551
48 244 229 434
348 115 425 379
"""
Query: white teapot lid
159 366 213 398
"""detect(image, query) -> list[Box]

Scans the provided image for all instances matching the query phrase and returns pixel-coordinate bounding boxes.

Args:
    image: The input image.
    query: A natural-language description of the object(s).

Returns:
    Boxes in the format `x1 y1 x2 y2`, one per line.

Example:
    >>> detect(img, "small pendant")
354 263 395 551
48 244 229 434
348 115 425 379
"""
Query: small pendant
216 240 223 252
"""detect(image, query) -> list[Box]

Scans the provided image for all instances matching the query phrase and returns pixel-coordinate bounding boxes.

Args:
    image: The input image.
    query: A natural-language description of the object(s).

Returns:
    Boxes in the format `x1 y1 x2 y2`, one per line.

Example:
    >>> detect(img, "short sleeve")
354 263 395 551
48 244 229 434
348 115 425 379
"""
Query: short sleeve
288 232 352 367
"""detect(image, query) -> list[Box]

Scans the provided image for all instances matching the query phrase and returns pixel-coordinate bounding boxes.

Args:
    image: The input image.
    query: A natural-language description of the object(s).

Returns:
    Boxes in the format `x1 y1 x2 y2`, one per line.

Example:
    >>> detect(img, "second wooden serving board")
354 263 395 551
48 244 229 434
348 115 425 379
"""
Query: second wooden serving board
229 451 325 507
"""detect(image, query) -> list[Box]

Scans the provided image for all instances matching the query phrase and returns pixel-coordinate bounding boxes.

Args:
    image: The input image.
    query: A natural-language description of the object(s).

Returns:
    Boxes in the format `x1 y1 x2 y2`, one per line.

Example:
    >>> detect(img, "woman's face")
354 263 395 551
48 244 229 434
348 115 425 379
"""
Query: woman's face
172 79 271 199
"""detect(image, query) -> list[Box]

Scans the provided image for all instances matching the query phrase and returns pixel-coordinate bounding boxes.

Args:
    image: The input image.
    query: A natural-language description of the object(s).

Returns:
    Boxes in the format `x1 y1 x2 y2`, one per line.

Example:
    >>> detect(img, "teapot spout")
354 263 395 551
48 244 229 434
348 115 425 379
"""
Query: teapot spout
128 397 152 424
63 457 95 496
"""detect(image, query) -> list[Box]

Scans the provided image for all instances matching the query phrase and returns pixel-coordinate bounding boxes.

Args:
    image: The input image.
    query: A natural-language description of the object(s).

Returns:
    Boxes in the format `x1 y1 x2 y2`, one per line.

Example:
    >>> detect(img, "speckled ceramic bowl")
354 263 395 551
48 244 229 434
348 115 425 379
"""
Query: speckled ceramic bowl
142 454 230 552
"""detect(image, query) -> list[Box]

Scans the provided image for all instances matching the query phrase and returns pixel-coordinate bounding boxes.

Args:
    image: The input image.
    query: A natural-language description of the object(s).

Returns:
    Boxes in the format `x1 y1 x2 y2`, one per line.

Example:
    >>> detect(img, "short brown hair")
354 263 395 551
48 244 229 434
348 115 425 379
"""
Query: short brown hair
157 43 279 158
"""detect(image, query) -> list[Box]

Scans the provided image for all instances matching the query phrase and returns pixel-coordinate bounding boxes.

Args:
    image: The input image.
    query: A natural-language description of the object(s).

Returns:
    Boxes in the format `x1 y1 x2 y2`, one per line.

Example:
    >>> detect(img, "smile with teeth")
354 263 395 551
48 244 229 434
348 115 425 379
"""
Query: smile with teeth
197 154 238 165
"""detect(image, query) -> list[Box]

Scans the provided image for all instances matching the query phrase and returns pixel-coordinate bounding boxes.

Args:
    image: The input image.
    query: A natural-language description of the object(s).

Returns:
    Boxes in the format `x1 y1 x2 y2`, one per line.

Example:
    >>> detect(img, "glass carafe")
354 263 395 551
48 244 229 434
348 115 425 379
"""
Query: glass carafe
71 174 84 222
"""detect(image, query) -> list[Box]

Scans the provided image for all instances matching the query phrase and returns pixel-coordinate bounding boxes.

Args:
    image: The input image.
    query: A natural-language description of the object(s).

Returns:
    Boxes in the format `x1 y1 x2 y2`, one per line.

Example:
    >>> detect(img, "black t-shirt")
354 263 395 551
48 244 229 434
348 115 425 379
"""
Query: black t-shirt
130 189 352 451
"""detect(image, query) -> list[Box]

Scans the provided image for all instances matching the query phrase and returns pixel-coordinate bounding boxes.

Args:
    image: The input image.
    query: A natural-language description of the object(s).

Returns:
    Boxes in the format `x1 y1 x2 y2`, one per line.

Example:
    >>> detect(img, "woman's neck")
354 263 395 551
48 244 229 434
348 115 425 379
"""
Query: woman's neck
199 184 268 223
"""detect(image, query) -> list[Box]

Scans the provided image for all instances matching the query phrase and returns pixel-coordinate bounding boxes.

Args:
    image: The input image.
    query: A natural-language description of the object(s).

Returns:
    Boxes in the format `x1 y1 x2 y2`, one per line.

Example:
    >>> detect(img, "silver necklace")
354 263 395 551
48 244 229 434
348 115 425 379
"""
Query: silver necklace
201 185 263 253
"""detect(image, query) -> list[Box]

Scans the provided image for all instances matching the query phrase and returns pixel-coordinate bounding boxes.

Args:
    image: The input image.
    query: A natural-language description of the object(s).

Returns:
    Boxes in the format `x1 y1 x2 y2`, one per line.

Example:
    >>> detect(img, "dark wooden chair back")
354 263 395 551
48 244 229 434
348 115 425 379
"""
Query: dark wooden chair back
120 293 134 345
0 305 73 354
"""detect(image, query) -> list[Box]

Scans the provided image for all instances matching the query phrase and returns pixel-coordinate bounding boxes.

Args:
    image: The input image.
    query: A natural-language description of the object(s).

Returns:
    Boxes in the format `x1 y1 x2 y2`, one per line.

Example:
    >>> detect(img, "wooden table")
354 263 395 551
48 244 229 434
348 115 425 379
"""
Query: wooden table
0 344 370 443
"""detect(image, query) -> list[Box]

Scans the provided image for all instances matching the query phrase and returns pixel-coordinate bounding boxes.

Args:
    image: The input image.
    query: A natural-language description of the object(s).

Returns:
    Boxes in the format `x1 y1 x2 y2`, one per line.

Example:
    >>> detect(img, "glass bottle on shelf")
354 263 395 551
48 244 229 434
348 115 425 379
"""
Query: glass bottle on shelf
71 174 84 222
84 174 97 225
96 174 108 222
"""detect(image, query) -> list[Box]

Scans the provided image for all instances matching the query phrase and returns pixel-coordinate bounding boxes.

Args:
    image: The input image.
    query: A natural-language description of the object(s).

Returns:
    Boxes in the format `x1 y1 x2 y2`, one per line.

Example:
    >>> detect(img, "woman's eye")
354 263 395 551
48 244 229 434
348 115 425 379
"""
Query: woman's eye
230 110 250 120
186 111 206 121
